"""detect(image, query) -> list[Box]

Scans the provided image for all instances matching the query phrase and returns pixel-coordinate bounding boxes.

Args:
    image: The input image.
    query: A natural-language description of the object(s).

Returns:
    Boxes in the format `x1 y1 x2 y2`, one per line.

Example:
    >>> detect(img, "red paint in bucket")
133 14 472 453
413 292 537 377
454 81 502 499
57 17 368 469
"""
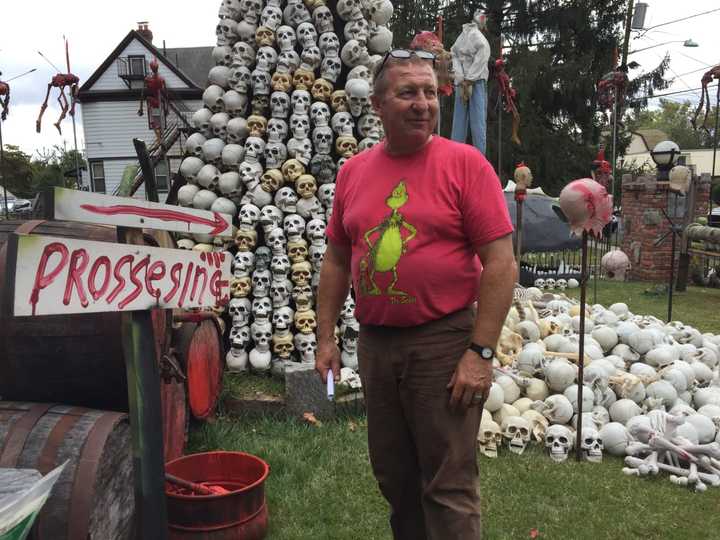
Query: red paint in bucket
165 451 270 539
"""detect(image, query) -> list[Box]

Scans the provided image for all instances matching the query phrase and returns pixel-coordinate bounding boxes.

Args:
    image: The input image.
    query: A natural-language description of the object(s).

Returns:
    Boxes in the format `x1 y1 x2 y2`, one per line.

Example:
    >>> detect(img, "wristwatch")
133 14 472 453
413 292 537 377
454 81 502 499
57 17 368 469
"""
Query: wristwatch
468 342 494 361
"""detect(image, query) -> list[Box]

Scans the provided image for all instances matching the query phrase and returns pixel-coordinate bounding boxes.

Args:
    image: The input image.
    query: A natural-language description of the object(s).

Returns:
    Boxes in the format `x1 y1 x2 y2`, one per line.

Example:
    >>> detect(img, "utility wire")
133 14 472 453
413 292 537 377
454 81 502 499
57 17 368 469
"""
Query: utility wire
629 86 704 102
637 7 720 37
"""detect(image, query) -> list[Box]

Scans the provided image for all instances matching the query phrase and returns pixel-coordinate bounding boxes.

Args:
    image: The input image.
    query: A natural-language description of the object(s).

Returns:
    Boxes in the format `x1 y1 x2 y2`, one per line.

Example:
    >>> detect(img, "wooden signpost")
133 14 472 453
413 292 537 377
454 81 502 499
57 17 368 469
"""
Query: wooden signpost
4 188 233 539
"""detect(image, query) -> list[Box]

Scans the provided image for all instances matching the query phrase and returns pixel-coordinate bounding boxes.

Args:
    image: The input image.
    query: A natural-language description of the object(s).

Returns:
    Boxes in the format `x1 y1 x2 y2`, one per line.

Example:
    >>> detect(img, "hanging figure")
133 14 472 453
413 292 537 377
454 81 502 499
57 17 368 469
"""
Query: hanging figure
36 40 80 134
450 9 491 153
0 72 9 121
492 57 521 146
691 64 720 135
137 58 168 144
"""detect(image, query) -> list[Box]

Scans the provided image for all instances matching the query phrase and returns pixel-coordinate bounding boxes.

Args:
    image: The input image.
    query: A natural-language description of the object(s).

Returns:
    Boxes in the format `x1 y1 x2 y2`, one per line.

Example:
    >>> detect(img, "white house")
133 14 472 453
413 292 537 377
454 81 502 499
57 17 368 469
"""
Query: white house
78 23 211 201
622 128 719 177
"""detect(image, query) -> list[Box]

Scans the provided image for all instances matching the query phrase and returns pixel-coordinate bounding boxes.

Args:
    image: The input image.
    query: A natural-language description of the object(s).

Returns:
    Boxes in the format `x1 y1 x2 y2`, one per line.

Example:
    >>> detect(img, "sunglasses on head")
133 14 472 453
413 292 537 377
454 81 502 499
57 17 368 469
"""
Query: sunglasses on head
377 49 437 75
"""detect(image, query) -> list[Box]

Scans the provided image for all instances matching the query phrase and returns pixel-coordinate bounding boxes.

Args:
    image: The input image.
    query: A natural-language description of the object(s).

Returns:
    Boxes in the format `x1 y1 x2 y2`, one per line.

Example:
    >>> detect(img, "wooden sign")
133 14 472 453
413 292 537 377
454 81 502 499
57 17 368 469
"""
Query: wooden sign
6 233 231 316
45 187 234 238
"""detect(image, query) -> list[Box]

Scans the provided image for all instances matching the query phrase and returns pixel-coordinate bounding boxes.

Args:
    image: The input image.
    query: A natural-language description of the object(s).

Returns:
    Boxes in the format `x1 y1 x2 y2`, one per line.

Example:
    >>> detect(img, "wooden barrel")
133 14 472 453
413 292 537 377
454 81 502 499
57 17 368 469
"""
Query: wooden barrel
0 401 134 540
173 318 224 420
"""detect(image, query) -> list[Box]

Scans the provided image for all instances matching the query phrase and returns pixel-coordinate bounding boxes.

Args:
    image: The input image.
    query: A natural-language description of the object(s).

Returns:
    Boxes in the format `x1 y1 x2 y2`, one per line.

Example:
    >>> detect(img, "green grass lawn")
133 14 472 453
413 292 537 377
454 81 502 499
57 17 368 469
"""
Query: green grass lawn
189 413 720 540
188 281 720 539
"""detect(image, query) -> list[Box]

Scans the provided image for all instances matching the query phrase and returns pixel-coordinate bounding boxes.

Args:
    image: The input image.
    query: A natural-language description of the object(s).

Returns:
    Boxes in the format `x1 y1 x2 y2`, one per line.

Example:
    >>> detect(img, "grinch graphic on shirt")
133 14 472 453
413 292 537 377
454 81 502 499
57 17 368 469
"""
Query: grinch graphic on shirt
359 180 417 301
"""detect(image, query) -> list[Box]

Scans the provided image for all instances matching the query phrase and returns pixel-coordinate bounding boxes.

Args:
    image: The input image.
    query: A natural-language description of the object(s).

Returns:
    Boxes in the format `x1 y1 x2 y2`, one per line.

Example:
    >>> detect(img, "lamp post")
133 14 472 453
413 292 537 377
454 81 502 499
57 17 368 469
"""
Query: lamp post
650 140 681 181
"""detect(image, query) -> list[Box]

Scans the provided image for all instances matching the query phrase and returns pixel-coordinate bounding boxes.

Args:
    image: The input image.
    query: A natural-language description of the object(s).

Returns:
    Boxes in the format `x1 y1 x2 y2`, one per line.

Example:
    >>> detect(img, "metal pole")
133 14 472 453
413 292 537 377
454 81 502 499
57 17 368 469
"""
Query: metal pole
575 231 588 462
611 98 618 206
515 197 523 262
711 84 719 215
620 0 635 69
0 120 8 218
71 114 82 189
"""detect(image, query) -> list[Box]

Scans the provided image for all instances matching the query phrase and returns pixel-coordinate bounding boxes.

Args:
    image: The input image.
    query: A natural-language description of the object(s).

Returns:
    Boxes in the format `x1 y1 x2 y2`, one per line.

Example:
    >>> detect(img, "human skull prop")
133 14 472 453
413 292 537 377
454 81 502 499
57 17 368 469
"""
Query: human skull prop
216 17 239 46
580 427 603 462
341 39 370 68
246 114 267 138
478 419 502 458
255 246 272 271
281 159 306 183
270 253 292 279
255 26 275 49
296 22 318 49
310 102 331 127
243 136 266 162
291 261 312 286
238 203 261 229
294 332 317 363
223 90 249 117
312 5 335 34
308 242 327 273
290 111 311 137
308 79 333 105
321 56 343 84
336 135 358 158
292 283 314 311
218 0 242 20
226 117 250 144
192 108 213 137
230 276 252 298
267 118 289 142
229 66 252 94
310 155 337 184
276 25 297 51
344 18 370 44
234 228 258 252
184 133 206 159
295 174 317 199
179 156 205 184
277 50 301 74
270 278 294 308
251 268 272 297
283 0 311 26
294 309 317 334
283 213 307 239
272 306 295 332
287 137 313 165
260 5 283 31
544 424 573 463
300 46 322 72
203 85 226 113
558 178 613 237
271 72 293 94
318 32 341 58
213 45 234 67
265 141 288 170
228 298 252 326
601 250 631 281
501 416 532 455
267 227 288 255
311 126 334 155
255 46 278 72
208 65 231 89
358 113 382 139
232 41 256 69
270 91 291 119
259 168 284 193
260 204 284 234
233 251 255 278
197 164 221 190
345 78 370 117
337 0 363 21
368 25 393 55
287 239 309 264
242 0 263 24
369 0 393 24
252 296 272 322
292 69 316 92
177 185 200 208
331 112 355 136
251 68 271 95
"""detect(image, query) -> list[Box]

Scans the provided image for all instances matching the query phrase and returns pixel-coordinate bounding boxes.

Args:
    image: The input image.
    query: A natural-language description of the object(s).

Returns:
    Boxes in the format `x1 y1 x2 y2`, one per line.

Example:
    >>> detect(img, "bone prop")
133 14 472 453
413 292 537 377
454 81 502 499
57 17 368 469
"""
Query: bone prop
624 456 720 484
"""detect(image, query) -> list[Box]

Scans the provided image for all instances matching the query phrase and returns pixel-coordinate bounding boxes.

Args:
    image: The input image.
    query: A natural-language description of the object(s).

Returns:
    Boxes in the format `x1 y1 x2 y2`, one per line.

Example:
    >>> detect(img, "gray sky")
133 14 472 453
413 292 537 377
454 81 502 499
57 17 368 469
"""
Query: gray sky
1 0 719 157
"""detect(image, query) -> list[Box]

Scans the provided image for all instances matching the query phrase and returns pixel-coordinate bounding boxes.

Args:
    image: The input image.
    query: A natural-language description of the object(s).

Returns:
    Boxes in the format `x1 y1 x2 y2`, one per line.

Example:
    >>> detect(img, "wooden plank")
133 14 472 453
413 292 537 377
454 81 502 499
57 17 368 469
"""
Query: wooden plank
46 187 233 238
9 233 231 317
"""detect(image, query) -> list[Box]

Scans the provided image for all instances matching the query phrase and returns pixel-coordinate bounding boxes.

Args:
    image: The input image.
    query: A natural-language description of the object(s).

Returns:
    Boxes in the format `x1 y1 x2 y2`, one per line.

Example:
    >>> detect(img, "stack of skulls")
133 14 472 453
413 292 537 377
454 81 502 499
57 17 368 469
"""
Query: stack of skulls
477 287 720 492
176 0 394 378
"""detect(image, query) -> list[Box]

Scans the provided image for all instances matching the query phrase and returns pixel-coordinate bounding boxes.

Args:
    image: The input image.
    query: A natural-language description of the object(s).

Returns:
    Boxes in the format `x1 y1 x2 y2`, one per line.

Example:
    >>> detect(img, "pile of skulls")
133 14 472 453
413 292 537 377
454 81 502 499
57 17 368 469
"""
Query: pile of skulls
532 277 579 292
478 286 720 492
176 0 394 378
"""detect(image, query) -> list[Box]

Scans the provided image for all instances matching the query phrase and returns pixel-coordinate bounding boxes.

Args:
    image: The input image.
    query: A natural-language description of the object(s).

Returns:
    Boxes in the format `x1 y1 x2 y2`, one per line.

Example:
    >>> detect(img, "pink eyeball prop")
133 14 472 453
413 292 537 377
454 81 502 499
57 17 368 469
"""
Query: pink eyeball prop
559 178 613 237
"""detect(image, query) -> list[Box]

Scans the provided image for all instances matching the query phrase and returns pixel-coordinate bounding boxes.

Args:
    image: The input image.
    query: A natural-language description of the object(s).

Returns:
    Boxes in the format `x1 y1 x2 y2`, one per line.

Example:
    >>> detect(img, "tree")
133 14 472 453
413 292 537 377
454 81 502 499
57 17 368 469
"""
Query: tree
628 99 716 150
0 145 35 198
31 145 86 194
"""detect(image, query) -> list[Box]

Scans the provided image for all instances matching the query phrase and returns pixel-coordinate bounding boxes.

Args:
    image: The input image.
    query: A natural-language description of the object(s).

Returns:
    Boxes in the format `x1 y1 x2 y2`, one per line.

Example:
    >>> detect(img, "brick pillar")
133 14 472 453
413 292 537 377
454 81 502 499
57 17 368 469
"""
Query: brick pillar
620 173 710 282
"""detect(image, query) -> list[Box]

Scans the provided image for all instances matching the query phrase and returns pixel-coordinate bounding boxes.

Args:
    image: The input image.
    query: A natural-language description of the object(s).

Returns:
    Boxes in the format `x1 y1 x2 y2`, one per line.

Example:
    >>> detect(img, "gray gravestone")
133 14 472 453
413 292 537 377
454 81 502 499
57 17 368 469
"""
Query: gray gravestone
284 363 336 420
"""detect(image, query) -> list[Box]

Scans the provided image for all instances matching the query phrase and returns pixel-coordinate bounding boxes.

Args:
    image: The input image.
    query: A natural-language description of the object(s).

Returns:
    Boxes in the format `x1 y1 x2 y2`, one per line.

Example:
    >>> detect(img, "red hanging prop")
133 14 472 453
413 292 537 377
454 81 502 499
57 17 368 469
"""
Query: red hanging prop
138 57 169 144
492 58 521 145
691 63 720 134
36 38 80 135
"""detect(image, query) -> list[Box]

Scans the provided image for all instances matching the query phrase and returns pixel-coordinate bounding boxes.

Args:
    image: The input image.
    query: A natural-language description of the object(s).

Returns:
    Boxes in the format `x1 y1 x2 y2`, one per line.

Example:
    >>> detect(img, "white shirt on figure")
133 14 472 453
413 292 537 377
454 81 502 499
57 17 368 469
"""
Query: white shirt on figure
451 22 491 84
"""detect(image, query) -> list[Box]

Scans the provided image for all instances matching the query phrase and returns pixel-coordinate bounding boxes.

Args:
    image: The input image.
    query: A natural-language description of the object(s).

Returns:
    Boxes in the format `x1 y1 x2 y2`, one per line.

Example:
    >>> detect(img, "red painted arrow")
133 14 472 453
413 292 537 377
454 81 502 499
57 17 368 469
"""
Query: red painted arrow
80 204 230 236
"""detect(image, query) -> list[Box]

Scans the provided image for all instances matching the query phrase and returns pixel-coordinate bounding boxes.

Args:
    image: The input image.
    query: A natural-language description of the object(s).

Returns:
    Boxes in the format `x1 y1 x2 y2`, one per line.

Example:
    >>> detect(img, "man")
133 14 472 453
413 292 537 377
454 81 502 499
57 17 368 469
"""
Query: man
316 49 516 540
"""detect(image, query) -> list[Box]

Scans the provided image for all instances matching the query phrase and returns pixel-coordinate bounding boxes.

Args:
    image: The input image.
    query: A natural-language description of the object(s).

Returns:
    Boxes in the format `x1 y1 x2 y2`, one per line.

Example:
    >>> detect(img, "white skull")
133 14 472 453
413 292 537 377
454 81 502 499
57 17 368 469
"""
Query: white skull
237 20 258 44
320 56 342 83
358 137 378 152
357 113 381 138
229 324 250 350
310 102 331 127
252 296 272 322
251 268 272 297
478 419 502 458
208 65 232 89
260 5 283 31
193 189 218 211
216 17 239 46
295 196 322 220
232 41 256 69
255 247 272 271
191 108 213 136
260 204 284 234
218 0 242 20
283 213 306 240
300 46 322 72
545 424 573 463
533 278 545 289
283 0 311 26
242 0 263 24
243 136 265 161
317 183 335 207
337 0 363 21
270 253 292 279
267 227 287 254
226 117 249 144
368 25 393 55
270 91 291 119
580 427 603 462
291 90 311 115
501 416 532 455
251 321 272 351
287 137 312 165
197 164 221 190
290 113 311 139
228 298 252 326
294 332 317 363
369 0 393 25
312 5 335 34
296 22 318 49
318 32 340 58
213 45 234 67
255 46 278 71
348 64 372 86
276 25 297 51
251 68 271 95
341 39 370 67
331 112 355 137
239 161 262 191
270 277 293 308
277 50 301 74
177 185 200 207
267 118 289 141
179 156 204 184
345 78 370 117
203 85 226 113
209 114 230 141
184 133 206 159
274 186 298 213
265 141 288 169
238 203 260 228
223 90 249 117
272 306 294 331
222 146 245 174
344 18 370 44
308 242 327 272
233 251 255 278
312 126 334 155
556 278 568 291
229 66 252 93
202 138 226 167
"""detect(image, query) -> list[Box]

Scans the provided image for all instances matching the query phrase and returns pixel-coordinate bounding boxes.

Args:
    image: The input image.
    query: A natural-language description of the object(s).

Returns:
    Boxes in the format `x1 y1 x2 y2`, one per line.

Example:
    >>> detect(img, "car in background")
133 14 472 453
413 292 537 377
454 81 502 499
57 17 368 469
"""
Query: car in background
0 198 33 214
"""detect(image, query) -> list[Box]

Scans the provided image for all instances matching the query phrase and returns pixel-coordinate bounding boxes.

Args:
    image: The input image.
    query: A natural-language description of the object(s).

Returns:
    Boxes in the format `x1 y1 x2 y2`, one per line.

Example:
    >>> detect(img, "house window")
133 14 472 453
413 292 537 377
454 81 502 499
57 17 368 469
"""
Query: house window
155 160 169 192
128 55 147 77
90 161 106 193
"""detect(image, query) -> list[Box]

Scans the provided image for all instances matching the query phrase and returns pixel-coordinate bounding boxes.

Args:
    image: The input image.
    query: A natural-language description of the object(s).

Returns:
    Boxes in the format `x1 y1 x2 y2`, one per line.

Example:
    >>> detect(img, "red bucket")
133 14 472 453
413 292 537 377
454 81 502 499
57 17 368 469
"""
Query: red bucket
165 451 270 539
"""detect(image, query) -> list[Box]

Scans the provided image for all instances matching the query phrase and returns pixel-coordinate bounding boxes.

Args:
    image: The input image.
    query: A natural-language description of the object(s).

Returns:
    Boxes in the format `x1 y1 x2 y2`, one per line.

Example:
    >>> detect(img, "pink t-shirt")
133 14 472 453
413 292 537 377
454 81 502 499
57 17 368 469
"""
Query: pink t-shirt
326 136 513 327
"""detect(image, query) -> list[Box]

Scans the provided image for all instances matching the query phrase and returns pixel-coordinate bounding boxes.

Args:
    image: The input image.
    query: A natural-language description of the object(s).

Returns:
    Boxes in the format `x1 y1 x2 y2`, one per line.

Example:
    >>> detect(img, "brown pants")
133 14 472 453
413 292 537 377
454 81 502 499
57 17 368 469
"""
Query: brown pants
359 308 482 540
